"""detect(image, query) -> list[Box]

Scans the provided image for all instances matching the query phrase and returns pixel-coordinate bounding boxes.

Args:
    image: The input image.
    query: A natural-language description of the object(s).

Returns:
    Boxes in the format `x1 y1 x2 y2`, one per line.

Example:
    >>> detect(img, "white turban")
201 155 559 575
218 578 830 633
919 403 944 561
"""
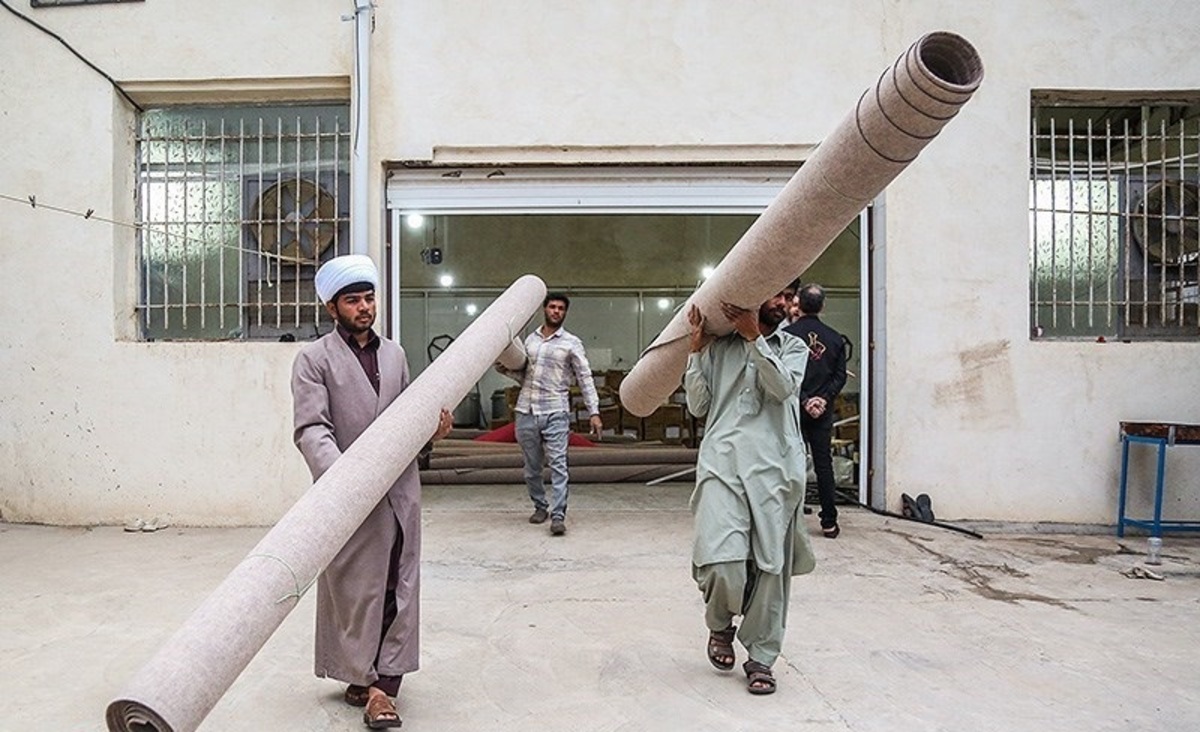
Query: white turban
314 254 379 303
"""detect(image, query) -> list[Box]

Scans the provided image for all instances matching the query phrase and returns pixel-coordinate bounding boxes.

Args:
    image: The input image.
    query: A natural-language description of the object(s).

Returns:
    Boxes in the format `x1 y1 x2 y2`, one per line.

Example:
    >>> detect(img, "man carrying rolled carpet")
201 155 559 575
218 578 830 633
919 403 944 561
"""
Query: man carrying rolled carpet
496 292 602 536
292 254 453 729
683 288 816 695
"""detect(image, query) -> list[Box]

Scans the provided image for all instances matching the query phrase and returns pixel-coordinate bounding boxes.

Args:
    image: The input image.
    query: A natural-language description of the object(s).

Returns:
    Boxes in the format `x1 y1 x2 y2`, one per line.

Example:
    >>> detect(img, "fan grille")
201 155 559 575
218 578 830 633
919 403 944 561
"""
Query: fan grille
248 179 337 263
1131 180 1200 265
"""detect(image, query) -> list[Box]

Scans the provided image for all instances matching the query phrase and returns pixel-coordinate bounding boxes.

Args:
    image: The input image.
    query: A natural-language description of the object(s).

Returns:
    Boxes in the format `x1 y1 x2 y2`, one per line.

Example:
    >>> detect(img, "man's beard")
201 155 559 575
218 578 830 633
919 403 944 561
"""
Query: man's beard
758 304 785 328
337 310 374 334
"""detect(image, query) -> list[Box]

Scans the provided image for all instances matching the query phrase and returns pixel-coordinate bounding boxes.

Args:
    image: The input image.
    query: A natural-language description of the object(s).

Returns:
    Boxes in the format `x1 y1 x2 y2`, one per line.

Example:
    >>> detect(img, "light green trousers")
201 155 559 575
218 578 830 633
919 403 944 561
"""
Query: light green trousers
692 516 796 667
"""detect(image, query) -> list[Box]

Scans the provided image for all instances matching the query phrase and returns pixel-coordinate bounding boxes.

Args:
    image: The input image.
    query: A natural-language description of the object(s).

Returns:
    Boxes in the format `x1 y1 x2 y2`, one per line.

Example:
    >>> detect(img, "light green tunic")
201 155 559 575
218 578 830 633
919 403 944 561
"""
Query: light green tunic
684 329 817 576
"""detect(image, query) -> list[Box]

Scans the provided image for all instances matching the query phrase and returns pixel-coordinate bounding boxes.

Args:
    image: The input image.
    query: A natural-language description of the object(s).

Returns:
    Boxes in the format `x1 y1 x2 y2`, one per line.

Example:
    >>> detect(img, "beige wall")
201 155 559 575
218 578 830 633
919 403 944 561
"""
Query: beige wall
0 1 341 525
1 0 1197 525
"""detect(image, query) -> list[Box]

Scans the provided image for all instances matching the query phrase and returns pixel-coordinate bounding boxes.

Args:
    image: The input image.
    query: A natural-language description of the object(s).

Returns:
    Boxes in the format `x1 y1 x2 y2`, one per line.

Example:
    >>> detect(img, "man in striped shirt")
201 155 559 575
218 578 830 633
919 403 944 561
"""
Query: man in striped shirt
497 293 602 536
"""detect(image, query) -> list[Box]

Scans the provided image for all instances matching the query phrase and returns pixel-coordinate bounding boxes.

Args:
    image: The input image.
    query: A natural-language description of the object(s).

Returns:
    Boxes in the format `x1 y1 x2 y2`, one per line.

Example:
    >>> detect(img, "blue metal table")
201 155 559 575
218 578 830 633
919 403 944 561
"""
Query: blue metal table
1117 421 1200 537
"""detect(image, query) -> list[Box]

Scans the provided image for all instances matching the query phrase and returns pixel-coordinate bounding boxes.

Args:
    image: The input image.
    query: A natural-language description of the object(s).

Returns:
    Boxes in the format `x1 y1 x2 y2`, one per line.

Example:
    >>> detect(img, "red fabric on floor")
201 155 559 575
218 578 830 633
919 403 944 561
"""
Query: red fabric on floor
473 421 596 446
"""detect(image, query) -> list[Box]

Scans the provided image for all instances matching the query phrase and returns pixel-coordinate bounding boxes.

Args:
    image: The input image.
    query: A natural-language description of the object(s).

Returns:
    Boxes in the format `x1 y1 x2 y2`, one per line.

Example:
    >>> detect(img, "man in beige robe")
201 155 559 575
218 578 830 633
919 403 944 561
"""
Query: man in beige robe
292 254 451 729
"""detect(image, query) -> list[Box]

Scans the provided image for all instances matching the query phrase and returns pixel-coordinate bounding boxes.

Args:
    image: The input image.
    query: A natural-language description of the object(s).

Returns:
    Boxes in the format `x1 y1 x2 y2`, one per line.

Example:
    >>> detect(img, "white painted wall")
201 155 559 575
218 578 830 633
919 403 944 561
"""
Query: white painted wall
0 1 343 526
874 2 1200 523
1 0 1196 525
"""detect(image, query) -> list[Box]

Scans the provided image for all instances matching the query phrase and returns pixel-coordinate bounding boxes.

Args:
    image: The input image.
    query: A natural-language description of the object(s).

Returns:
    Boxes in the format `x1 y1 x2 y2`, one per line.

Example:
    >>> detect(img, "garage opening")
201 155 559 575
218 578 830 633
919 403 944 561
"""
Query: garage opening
385 164 868 498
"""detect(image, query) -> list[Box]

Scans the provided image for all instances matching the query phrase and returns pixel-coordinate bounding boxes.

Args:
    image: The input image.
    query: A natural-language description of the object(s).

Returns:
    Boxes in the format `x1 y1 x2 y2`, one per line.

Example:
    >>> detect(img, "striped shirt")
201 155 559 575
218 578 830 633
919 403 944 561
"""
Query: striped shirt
501 327 599 416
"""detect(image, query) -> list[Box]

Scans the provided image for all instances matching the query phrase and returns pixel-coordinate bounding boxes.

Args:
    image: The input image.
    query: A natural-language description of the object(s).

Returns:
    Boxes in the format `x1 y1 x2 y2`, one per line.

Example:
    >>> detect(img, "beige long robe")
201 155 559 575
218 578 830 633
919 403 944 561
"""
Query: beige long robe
292 331 422 686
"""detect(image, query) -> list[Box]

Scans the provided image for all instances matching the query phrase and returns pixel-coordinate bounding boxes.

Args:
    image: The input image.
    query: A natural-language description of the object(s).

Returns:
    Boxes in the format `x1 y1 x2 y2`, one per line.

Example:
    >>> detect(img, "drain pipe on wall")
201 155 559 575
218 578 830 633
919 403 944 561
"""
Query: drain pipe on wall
347 0 374 256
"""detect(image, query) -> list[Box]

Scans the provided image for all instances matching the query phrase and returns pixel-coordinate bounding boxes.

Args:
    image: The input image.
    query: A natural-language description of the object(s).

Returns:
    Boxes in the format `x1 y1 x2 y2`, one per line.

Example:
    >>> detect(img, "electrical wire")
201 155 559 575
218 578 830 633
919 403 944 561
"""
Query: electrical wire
820 486 984 539
0 0 143 113
851 499 984 539
0 191 312 270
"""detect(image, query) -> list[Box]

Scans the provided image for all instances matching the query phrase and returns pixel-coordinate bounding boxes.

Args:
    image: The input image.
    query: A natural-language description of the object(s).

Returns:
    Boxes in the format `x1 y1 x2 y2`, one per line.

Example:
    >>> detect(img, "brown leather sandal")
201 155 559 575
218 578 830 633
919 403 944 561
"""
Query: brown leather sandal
743 659 776 695
363 693 403 729
707 625 737 671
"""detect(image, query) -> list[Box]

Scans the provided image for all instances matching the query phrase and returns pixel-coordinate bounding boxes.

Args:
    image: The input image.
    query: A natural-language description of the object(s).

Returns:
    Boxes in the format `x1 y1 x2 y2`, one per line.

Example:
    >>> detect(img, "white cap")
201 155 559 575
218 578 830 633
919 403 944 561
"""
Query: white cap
314 254 379 302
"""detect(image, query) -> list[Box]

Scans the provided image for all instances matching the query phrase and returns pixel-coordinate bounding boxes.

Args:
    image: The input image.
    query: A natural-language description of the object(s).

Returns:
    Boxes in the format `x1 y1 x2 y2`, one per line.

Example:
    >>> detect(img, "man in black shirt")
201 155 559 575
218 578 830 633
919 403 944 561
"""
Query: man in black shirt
783 283 849 538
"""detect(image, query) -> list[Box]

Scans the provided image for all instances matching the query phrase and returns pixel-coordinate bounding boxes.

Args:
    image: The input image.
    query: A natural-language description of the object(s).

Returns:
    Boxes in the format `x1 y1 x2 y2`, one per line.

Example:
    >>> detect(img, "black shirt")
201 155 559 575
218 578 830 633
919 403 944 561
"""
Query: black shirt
336 322 381 395
783 315 848 404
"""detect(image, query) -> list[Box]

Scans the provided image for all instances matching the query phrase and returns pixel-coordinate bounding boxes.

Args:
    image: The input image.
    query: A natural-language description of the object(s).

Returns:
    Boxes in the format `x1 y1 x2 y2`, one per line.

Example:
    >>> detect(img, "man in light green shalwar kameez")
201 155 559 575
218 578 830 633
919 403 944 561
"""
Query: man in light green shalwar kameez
683 286 817 695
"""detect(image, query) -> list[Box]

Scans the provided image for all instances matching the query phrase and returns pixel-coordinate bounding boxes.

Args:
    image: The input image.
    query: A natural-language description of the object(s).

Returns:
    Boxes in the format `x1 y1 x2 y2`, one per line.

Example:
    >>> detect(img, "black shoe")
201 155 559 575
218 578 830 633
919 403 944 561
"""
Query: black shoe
822 524 840 539
550 518 566 536
916 493 935 523
529 508 549 524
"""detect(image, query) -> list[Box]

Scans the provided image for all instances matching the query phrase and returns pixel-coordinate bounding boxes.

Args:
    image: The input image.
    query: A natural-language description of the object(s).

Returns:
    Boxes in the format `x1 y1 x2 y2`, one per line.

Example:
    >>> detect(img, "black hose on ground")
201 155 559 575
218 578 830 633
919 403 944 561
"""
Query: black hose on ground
819 486 984 540
852 500 984 540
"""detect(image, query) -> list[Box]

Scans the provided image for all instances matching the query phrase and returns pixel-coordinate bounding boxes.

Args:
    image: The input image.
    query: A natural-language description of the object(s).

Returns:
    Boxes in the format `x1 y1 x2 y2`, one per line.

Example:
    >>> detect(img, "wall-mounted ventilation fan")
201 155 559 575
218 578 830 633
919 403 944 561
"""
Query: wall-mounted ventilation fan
247 178 338 263
1131 180 1200 265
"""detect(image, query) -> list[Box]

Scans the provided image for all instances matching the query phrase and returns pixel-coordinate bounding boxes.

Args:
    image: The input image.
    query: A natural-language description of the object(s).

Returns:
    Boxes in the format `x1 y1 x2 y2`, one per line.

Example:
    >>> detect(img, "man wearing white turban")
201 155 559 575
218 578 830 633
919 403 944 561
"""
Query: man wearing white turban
313 253 380 304
292 254 452 728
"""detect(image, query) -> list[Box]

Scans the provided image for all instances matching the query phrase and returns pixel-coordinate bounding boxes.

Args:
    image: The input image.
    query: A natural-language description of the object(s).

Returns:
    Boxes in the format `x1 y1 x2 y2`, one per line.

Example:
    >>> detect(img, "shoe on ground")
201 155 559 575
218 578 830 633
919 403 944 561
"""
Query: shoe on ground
822 524 840 539
343 684 369 707
550 518 566 536
141 517 167 532
529 508 549 524
915 493 935 522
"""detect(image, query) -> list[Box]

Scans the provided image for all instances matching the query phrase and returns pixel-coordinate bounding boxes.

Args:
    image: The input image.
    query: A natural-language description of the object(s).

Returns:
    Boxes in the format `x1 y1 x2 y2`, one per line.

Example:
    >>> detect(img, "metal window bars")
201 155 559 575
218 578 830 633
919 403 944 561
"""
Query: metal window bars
1030 99 1200 339
135 104 350 341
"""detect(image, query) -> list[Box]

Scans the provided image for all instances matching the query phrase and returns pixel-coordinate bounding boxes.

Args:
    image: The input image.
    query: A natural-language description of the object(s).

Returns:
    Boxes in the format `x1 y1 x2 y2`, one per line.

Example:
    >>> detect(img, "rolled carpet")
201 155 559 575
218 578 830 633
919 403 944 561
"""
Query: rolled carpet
619 31 984 416
425 445 699 470
106 275 547 732
418 463 695 485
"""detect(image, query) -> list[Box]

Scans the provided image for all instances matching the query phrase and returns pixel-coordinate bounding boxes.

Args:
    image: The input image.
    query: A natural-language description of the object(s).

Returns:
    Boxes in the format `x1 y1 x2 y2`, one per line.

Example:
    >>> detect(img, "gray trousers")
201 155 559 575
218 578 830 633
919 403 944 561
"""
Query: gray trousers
692 517 796 667
515 410 571 520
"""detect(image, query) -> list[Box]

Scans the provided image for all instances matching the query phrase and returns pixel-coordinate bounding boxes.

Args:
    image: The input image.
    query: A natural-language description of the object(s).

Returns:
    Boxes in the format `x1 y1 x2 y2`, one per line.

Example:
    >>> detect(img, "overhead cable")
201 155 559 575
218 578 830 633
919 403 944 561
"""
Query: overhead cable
0 0 143 112
0 191 305 267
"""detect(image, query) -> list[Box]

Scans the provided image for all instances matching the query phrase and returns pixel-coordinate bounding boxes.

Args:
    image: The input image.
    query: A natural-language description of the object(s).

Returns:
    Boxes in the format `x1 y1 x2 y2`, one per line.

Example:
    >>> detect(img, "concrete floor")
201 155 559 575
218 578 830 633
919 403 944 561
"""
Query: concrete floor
2 483 1199 732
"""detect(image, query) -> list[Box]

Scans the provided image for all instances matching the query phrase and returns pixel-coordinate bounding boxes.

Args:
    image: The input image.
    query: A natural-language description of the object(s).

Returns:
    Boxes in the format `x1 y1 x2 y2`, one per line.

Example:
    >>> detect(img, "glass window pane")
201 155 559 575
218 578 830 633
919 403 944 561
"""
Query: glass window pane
138 104 349 341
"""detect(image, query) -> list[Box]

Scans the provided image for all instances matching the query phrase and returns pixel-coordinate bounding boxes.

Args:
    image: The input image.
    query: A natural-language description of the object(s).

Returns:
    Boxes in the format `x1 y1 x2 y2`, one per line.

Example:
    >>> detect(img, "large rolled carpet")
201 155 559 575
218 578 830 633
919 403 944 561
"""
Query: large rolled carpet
425 444 698 470
619 31 984 416
106 275 546 732
419 463 694 485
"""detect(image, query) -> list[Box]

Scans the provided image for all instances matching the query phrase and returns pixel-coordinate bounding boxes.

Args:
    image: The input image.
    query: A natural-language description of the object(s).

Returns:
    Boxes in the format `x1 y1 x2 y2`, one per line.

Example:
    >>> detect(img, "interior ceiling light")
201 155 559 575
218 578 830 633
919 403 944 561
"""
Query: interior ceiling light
439 274 454 288
405 213 425 230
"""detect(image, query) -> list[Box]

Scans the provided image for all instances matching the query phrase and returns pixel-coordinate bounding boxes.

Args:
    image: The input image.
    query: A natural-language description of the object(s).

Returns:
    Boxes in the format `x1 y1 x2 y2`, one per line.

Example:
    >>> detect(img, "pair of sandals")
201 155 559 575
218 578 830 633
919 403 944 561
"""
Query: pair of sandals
707 626 776 695
344 685 402 729
901 493 935 523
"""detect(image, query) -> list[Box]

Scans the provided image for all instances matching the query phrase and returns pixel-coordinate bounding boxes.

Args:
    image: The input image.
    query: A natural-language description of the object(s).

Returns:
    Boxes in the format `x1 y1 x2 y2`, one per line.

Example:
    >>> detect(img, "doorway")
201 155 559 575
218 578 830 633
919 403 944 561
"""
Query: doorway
385 164 872 502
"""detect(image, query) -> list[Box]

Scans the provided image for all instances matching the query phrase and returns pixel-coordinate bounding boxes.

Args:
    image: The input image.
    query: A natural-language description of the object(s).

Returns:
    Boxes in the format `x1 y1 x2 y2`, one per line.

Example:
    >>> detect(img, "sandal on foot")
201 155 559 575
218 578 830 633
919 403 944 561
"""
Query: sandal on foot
363 693 403 729
743 660 776 695
344 685 370 707
707 625 737 671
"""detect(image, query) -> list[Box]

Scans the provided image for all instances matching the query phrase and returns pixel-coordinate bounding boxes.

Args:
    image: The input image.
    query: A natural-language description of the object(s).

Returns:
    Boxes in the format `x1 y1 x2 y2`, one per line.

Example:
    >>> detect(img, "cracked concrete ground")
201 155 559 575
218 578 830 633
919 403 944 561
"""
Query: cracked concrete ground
2 483 1198 731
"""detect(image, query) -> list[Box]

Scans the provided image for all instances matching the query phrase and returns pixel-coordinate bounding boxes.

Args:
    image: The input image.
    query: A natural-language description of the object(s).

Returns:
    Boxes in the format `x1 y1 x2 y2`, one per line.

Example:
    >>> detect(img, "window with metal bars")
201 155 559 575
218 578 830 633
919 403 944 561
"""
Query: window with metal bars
1030 92 1200 340
136 103 351 341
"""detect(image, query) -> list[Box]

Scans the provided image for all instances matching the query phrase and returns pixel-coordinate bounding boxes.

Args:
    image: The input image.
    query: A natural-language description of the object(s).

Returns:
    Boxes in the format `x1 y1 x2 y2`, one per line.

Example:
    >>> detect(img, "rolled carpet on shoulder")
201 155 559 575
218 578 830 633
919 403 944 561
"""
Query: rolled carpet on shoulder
619 32 984 416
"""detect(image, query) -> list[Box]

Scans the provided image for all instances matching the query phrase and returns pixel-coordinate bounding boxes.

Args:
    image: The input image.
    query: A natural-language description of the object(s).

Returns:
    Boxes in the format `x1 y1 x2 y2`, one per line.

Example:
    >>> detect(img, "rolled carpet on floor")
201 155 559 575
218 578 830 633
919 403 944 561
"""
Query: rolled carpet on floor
425 445 699 470
419 463 695 484
106 275 546 732
619 31 984 417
